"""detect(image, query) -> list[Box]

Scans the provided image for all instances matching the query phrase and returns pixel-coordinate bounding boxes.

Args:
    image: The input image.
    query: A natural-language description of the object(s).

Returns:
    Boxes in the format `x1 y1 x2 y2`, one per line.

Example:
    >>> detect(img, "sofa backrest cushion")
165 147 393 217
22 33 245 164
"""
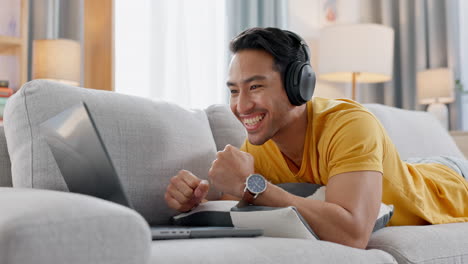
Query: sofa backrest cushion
364 104 464 159
204 104 246 151
0 126 12 187
4 80 220 224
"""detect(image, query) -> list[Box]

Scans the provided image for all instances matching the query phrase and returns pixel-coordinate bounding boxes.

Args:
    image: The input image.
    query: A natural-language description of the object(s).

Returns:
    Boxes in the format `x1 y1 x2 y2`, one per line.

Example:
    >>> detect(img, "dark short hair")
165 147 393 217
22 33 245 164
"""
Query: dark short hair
229 27 306 79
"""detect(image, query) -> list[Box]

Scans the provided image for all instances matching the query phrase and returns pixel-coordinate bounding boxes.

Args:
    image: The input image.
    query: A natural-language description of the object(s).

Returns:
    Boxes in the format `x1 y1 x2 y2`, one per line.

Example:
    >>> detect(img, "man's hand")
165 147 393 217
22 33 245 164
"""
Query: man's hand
208 144 255 197
164 170 210 212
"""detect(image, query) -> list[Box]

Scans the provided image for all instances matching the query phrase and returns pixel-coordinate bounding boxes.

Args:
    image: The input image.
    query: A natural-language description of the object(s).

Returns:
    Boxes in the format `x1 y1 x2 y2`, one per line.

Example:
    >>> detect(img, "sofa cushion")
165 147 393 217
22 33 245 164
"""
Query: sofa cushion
368 223 468 264
4 80 219 224
0 187 151 264
204 104 246 151
364 104 464 159
150 237 396 264
0 126 11 187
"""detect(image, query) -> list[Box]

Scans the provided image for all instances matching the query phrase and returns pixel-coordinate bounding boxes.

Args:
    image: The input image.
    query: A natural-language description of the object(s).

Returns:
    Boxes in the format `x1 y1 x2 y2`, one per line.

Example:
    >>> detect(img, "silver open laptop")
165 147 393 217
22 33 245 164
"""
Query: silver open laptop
39 102 263 240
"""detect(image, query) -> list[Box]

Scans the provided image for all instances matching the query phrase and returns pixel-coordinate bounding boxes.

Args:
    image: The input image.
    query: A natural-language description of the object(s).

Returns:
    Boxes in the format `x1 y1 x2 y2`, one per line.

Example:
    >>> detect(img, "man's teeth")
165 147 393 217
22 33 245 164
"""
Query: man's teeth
244 115 264 126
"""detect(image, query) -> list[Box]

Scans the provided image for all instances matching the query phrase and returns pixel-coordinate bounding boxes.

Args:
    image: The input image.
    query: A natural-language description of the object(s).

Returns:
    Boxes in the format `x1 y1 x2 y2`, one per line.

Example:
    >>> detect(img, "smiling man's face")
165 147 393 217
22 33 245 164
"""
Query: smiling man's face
227 49 294 146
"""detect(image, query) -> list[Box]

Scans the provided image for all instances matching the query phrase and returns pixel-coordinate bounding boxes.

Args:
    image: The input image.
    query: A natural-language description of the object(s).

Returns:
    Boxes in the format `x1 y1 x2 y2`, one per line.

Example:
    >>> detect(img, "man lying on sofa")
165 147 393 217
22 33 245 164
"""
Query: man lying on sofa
164 27 468 249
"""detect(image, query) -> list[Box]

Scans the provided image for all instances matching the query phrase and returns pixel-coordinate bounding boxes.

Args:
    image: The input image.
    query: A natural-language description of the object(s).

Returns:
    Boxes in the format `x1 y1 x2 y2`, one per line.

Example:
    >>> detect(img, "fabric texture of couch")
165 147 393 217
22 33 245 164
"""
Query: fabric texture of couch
1 80 467 264
0 187 151 264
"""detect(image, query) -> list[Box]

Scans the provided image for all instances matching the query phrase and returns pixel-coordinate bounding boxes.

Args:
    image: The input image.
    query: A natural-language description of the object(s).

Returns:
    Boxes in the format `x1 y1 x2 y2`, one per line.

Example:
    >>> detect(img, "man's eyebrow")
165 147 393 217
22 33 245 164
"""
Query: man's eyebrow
243 75 267 84
226 75 267 87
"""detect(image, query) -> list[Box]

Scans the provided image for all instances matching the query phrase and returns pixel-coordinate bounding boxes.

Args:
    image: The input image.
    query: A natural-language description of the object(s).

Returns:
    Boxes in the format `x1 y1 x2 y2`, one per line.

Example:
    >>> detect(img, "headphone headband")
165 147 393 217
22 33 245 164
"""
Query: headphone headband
283 30 310 62
281 30 316 106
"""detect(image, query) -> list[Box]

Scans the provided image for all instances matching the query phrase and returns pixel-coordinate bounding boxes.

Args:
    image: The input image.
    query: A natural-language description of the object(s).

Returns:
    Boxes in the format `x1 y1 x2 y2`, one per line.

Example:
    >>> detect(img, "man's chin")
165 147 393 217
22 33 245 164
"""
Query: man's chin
247 135 269 146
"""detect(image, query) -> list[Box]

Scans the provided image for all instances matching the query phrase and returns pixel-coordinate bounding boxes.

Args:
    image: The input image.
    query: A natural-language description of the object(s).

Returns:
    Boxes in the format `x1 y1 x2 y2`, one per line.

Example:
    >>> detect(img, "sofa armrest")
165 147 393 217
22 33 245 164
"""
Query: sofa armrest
450 131 468 159
0 187 151 264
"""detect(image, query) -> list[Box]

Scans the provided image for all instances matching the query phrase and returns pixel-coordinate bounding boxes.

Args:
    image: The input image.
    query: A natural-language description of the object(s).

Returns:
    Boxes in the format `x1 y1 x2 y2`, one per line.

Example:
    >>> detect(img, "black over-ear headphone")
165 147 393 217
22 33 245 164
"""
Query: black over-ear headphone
283 30 316 106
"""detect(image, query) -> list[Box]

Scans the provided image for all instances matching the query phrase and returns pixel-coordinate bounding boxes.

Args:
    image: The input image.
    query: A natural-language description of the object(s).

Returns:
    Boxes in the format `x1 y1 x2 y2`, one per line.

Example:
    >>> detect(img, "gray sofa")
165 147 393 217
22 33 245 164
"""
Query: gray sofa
1 80 467 264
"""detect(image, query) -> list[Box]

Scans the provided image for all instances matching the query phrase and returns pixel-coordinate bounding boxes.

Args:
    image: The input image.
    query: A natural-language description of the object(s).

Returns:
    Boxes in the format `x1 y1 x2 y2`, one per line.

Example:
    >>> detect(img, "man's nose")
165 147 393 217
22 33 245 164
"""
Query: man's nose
237 91 254 114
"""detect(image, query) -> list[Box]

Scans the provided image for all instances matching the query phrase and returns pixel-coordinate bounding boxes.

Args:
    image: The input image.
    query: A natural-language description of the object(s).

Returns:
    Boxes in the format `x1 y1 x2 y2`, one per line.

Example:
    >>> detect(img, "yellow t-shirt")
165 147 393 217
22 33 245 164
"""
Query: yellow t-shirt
241 97 468 226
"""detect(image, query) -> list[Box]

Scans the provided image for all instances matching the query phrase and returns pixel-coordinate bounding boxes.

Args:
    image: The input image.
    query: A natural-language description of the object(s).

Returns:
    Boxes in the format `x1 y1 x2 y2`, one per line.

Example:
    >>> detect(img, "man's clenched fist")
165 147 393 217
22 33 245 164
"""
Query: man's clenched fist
208 144 255 198
164 170 210 212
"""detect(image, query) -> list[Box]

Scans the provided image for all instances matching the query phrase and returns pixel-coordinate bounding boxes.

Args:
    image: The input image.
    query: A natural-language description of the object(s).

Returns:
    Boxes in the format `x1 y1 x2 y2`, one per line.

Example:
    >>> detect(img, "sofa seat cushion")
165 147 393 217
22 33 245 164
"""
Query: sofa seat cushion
4 80 219 224
368 223 468 264
150 237 396 264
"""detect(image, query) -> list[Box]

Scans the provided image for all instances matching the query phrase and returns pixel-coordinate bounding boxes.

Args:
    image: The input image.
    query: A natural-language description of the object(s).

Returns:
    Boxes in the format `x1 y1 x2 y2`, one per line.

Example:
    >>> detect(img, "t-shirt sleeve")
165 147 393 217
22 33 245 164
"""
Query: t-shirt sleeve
320 110 385 179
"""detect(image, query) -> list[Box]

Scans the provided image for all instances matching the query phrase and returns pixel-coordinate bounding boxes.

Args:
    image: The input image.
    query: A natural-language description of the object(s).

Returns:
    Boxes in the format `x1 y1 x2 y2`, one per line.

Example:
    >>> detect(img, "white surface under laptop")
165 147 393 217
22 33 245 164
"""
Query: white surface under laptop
39 102 263 240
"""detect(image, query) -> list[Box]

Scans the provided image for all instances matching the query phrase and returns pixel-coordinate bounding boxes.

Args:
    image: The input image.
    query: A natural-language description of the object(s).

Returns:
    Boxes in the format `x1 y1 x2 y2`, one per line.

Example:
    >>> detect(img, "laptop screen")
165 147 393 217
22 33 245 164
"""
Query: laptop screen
40 102 131 207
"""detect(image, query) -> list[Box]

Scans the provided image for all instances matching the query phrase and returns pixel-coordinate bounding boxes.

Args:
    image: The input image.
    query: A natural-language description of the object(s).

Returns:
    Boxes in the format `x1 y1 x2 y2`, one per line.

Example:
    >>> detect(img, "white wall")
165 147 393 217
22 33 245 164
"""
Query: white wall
287 0 360 99
287 0 320 70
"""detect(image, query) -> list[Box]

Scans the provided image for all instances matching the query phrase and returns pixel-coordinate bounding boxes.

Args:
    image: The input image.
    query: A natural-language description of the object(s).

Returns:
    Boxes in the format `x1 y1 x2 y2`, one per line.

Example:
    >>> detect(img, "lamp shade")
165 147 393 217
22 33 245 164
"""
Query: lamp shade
318 23 394 83
417 68 455 104
33 39 81 86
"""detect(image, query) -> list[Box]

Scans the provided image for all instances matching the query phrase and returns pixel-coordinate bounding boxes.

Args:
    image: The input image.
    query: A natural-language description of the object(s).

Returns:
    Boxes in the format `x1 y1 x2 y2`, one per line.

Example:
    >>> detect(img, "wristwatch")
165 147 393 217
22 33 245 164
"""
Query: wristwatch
242 174 268 205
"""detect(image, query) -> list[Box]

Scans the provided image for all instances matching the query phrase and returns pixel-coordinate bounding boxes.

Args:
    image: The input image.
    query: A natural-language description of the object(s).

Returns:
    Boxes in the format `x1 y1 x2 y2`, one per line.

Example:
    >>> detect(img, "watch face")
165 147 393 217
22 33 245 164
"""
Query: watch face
247 174 267 194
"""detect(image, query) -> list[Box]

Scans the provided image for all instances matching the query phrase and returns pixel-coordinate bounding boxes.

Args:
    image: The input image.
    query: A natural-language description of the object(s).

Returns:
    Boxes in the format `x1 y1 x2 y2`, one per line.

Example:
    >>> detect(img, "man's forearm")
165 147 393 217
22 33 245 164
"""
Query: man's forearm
253 183 371 249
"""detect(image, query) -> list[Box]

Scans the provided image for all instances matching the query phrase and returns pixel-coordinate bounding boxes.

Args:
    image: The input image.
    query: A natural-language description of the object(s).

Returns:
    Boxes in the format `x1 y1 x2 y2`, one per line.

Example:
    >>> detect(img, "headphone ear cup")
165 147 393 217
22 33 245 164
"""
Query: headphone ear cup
284 61 302 106
298 63 316 103
284 62 316 106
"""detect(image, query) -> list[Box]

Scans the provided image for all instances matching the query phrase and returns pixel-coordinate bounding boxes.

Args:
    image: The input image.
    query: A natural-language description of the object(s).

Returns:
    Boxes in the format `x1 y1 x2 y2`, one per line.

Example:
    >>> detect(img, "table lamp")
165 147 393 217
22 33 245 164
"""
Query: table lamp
318 23 394 100
32 39 81 86
417 68 454 130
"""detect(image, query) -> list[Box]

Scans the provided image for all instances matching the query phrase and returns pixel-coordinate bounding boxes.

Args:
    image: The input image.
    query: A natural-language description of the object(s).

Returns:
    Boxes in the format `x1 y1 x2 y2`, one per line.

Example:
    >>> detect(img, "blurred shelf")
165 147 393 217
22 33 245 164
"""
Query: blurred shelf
0 35 22 45
0 0 28 90
0 36 22 54
0 0 29 90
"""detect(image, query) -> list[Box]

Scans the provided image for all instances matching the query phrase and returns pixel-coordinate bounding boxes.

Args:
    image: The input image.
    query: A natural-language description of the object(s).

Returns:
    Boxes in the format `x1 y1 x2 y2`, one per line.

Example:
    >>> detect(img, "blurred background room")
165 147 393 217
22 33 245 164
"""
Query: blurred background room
0 0 467 131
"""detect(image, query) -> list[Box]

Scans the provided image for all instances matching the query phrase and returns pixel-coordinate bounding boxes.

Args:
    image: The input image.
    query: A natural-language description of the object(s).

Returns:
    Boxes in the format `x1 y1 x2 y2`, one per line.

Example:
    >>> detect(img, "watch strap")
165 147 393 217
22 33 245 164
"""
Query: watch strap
242 189 256 205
